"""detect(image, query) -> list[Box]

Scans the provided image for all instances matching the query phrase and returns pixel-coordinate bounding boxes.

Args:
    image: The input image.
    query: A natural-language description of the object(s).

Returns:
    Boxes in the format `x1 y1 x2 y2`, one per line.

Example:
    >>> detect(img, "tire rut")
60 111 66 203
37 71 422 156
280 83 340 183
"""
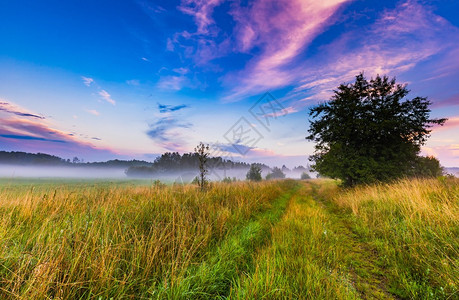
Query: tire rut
309 182 398 300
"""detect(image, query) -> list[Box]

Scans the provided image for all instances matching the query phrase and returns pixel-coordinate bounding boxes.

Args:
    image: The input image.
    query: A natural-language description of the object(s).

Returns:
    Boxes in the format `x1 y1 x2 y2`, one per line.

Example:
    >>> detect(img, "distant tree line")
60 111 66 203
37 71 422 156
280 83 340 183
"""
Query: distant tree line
125 151 270 178
0 151 66 165
0 151 152 169
0 150 315 181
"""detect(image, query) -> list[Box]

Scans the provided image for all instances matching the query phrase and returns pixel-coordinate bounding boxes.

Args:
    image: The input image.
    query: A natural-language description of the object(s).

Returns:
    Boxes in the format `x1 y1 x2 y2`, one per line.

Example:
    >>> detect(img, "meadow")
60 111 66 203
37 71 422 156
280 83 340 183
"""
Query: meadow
0 177 457 299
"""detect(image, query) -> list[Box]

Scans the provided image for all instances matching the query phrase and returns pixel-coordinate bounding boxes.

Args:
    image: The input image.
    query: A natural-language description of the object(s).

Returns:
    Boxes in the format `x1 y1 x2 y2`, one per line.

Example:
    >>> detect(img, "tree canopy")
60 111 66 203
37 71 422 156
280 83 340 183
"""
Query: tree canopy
266 167 286 180
246 164 262 181
306 73 446 186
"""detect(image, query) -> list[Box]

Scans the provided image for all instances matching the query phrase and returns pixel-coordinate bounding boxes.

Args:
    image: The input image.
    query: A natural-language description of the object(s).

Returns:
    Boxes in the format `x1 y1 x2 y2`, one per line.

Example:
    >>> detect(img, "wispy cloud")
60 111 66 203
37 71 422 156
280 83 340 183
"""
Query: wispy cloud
126 79 140 86
157 75 190 91
0 100 116 159
136 1 166 15
81 77 117 105
0 133 67 143
173 67 190 75
0 100 45 119
422 144 459 166
178 0 224 36
432 94 459 108
169 0 459 108
147 118 191 142
158 103 189 113
98 90 116 105
86 109 100 116
247 147 277 157
146 117 192 151
169 0 351 94
81 76 94 87
212 142 254 156
146 101 193 151
167 0 231 65
223 0 350 100
279 0 459 114
432 117 459 133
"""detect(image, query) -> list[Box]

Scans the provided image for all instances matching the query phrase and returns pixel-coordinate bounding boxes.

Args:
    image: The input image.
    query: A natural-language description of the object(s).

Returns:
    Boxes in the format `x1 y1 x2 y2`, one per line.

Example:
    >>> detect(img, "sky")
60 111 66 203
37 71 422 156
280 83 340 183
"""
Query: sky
0 0 458 168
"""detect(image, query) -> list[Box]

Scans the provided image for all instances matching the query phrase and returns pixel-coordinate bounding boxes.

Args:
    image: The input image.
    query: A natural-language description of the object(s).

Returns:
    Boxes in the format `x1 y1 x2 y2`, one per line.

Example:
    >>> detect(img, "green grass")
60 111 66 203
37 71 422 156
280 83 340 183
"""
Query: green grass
0 177 457 299
330 177 459 299
153 182 300 299
228 181 395 299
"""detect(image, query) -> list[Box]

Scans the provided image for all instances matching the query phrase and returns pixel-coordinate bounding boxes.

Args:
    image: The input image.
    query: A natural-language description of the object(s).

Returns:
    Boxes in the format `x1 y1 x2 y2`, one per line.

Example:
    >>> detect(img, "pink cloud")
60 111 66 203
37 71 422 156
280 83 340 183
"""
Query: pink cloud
168 0 459 107
223 0 350 101
422 144 459 167
81 76 94 87
172 0 350 77
432 117 459 133
247 147 277 157
165 0 231 66
178 0 224 35
432 94 459 108
173 67 190 75
98 90 116 105
0 101 118 160
0 100 44 119
157 75 190 90
262 106 298 118
86 109 100 116
279 0 459 114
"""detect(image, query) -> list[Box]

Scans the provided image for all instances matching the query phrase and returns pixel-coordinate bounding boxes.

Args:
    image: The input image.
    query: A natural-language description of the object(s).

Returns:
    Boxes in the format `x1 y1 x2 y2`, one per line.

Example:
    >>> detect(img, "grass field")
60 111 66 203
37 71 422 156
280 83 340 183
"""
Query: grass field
0 177 457 299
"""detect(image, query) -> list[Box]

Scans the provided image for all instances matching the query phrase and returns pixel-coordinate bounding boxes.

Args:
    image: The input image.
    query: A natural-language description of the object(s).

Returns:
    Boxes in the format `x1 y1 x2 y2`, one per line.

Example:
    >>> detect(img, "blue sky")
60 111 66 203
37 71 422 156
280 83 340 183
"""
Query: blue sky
1 0 458 167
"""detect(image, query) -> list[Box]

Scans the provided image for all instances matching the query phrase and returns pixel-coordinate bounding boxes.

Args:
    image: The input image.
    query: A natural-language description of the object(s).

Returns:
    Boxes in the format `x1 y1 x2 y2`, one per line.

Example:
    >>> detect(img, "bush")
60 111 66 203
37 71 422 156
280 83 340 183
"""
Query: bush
222 177 237 183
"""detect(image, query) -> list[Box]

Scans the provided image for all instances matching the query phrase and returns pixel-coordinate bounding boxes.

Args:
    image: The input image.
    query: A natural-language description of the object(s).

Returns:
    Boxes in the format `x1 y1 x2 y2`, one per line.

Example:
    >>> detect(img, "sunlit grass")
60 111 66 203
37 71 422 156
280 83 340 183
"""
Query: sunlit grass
230 183 361 299
0 177 457 299
331 177 459 299
0 180 294 299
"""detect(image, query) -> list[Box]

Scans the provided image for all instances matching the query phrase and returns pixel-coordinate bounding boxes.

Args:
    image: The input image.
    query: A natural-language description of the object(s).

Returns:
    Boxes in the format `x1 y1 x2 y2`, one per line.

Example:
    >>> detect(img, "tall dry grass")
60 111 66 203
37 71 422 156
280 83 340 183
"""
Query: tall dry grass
331 177 459 298
0 180 291 299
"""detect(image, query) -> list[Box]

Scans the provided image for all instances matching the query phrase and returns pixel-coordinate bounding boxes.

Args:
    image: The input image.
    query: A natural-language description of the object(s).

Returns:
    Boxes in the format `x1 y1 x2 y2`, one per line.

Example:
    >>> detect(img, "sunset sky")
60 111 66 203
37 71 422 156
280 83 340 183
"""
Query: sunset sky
1 0 458 167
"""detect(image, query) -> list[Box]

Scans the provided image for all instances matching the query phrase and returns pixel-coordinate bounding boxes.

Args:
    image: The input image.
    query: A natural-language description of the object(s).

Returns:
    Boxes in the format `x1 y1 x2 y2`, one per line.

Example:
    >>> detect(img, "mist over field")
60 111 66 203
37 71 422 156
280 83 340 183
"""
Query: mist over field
0 164 309 182
0 165 127 179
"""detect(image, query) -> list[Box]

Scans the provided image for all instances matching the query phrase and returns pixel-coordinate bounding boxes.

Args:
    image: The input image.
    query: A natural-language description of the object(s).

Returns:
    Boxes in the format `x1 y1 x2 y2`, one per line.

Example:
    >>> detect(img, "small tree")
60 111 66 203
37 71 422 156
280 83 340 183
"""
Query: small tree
194 142 210 190
306 73 446 186
246 164 262 181
266 167 286 180
300 172 311 180
222 176 234 183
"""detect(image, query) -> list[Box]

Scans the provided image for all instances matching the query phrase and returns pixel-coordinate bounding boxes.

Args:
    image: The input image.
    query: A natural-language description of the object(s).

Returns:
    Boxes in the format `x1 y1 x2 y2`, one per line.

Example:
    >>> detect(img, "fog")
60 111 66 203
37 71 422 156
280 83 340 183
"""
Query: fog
0 165 127 179
0 164 311 182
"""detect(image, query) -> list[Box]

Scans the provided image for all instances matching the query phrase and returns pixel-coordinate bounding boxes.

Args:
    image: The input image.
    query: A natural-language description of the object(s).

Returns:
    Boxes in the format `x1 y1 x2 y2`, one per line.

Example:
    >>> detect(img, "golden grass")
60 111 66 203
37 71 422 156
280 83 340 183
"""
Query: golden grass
0 177 457 299
0 181 290 299
331 177 459 298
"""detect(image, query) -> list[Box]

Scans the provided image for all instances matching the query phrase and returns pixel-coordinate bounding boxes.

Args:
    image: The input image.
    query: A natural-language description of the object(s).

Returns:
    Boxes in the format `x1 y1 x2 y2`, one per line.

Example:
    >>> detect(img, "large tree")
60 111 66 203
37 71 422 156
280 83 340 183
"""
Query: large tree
306 73 446 186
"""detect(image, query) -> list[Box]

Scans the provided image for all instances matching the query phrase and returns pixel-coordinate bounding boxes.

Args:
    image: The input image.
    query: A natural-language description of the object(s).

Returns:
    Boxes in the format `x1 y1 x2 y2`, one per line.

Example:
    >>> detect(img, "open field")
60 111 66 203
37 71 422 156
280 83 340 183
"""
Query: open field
0 178 457 299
